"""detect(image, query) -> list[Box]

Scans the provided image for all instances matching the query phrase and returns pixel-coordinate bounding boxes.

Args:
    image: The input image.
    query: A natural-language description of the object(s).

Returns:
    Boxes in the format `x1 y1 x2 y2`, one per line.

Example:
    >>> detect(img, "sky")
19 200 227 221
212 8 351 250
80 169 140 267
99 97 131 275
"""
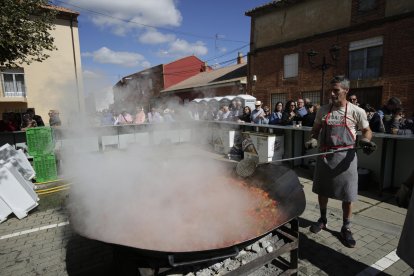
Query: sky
52 0 270 109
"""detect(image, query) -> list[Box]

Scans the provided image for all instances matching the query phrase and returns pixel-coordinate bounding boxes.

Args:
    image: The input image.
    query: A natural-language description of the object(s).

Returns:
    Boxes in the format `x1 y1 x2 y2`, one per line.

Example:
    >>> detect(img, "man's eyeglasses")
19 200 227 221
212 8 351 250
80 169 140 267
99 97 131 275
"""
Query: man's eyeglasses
350 98 357 101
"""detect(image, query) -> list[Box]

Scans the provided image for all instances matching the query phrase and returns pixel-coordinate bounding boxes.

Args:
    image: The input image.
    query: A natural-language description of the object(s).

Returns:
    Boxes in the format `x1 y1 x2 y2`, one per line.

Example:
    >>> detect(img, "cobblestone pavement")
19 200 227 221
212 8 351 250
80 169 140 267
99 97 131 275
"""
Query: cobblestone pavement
0 173 413 275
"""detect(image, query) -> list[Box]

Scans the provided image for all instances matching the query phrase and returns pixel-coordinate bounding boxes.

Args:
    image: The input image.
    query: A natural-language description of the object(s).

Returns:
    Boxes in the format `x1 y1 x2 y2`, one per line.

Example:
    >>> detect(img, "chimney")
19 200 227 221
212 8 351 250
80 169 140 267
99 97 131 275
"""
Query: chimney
237 52 244 64
201 61 211 72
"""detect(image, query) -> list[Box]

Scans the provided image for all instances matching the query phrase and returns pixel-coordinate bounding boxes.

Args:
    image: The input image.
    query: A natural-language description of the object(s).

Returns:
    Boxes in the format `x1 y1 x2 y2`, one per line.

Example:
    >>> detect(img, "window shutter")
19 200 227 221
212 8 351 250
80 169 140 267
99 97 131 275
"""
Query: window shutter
284 53 299 78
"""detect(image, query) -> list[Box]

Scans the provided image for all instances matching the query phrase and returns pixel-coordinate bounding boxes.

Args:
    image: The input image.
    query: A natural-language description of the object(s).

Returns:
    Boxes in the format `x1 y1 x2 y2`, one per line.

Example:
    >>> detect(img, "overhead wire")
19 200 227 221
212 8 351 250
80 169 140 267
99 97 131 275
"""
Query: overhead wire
54 0 248 43
54 1 253 82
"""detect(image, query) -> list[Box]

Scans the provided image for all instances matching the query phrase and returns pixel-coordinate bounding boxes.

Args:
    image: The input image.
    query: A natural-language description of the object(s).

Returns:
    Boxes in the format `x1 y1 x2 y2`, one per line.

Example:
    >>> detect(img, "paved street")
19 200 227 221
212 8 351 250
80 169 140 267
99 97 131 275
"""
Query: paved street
297 171 412 276
0 169 413 275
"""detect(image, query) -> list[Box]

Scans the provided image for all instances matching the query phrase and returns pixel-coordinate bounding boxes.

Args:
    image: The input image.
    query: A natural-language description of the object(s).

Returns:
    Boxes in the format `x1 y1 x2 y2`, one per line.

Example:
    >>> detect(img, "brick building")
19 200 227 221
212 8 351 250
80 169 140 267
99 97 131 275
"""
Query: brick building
160 58 247 104
246 0 414 115
113 56 206 112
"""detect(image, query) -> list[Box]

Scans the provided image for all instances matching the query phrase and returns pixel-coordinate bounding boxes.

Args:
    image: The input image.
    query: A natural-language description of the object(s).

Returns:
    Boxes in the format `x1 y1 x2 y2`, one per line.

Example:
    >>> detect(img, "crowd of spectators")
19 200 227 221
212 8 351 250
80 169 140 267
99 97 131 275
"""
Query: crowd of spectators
1 96 412 137
0 108 63 132
354 95 413 135
216 98 320 127
182 94 413 136
99 106 181 126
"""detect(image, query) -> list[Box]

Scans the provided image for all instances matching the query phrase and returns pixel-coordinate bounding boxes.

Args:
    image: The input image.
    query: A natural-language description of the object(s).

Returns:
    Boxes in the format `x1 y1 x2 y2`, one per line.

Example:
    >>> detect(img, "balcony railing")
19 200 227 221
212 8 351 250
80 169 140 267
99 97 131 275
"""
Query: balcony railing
4 91 26 97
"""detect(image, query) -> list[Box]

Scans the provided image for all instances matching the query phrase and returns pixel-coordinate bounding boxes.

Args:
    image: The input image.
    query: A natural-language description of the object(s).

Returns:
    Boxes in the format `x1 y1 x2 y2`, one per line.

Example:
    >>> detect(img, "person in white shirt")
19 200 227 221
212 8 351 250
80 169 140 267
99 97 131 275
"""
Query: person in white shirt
147 107 163 123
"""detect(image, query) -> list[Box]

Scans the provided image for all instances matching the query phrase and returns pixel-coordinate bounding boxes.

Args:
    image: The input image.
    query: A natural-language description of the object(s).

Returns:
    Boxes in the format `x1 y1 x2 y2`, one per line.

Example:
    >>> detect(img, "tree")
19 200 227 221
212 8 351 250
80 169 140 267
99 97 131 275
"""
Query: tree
0 0 58 67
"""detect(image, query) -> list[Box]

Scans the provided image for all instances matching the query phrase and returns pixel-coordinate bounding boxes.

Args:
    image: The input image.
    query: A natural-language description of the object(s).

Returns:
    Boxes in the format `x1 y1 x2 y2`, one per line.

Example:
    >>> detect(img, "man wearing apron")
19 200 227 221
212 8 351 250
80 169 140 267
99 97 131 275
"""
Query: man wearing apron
305 76 376 248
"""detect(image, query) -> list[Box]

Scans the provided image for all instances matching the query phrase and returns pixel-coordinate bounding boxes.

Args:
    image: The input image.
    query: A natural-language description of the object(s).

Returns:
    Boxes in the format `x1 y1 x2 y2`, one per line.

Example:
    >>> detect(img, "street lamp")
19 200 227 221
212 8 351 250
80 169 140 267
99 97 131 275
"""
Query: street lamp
306 45 340 104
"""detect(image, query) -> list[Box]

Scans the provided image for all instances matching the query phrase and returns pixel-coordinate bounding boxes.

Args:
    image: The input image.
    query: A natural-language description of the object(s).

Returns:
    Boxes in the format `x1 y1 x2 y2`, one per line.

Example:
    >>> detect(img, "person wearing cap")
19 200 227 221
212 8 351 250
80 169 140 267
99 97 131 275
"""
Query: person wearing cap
251 101 265 124
304 75 376 248
369 97 402 133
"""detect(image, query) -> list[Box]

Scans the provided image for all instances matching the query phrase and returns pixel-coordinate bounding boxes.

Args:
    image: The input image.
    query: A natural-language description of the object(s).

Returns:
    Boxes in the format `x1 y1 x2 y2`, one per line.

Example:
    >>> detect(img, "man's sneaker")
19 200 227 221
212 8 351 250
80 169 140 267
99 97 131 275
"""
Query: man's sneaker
309 218 327 234
341 227 356 248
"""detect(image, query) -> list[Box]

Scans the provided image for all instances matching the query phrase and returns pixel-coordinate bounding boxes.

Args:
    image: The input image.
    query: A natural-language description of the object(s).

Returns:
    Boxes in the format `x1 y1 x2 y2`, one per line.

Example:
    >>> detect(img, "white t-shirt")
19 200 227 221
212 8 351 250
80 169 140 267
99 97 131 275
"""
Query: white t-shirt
314 103 369 138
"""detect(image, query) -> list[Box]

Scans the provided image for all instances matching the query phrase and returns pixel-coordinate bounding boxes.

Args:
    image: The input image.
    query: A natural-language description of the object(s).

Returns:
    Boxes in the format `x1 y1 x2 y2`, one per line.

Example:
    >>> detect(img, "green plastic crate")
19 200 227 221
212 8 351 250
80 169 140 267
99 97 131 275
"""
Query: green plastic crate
26 127 55 155
33 154 58 183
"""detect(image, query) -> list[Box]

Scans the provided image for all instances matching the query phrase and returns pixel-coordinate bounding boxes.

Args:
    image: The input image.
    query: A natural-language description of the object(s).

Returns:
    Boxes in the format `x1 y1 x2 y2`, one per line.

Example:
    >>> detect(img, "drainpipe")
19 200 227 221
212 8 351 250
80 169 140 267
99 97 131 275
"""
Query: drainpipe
70 15 81 112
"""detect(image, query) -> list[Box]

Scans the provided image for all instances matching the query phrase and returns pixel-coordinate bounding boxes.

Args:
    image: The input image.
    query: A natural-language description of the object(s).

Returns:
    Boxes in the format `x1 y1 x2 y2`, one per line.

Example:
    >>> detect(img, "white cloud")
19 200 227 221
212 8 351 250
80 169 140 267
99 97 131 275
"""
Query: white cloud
141 61 151 68
138 29 176 44
67 0 182 36
83 70 102 79
219 47 227 53
159 39 208 58
82 47 150 68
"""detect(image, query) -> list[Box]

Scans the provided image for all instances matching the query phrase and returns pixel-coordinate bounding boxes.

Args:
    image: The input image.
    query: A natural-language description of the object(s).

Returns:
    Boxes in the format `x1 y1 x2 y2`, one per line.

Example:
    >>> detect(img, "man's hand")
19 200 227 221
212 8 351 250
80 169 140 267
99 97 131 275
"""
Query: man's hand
359 138 377 155
304 138 318 149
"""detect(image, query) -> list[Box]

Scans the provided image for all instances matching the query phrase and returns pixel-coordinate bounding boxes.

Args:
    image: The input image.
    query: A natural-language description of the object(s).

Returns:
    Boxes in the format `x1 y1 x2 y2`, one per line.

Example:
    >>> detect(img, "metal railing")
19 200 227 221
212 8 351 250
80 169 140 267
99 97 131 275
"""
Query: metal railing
1 121 413 194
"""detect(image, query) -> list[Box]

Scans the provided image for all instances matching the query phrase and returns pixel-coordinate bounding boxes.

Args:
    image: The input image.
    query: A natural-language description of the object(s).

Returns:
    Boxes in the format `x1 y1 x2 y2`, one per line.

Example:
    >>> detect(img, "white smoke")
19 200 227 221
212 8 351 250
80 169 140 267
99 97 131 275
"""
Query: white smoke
65 140 281 251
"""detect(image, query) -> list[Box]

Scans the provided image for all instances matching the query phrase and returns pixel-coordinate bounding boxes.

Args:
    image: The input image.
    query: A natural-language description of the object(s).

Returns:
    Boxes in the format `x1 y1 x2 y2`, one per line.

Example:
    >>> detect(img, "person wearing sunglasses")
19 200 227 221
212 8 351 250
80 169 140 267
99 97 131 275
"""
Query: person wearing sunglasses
349 94 359 106
251 101 265 124
281 100 299 125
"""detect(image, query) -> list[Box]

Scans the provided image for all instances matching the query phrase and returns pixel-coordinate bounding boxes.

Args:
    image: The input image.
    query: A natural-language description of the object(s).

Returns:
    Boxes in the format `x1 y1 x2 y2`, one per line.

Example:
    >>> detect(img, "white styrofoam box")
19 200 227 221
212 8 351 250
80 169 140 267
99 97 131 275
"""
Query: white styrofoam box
0 197 12 223
4 158 37 202
212 126 221 151
0 144 35 180
118 133 136 149
179 129 192 143
213 128 241 154
271 135 285 163
242 132 284 163
102 135 119 150
151 130 180 145
0 162 39 219
60 138 100 153
191 126 212 145
170 130 181 143
135 132 150 146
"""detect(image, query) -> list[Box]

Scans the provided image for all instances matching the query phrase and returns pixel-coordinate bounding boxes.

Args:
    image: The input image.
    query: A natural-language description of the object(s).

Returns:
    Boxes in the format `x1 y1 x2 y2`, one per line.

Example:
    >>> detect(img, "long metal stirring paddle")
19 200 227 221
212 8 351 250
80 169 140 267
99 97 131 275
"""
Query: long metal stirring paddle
236 147 361 178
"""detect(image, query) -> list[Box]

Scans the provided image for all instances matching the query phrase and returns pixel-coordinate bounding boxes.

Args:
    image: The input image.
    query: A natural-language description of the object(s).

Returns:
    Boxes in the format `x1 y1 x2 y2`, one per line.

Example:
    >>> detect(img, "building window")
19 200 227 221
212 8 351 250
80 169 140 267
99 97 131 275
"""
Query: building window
271 93 287 109
284 53 299 79
349 37 383 80
1 68 26 97
358 0 377 12
301 91 320 105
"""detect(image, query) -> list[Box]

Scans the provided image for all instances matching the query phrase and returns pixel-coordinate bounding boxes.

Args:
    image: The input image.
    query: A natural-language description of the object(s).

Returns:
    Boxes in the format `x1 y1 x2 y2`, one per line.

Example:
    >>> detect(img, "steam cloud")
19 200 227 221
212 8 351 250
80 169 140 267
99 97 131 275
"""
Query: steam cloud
65 142 278 252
